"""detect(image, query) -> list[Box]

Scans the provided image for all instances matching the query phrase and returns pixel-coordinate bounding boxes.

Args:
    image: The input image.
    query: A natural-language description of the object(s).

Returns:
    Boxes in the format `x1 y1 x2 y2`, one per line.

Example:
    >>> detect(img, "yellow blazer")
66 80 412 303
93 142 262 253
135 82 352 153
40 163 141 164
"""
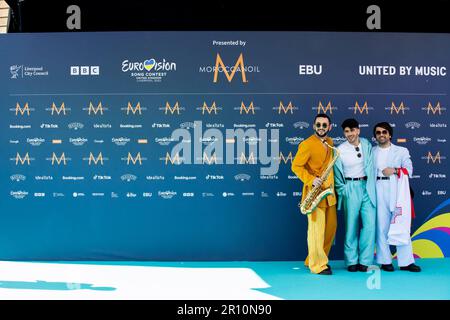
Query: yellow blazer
291 134 336 208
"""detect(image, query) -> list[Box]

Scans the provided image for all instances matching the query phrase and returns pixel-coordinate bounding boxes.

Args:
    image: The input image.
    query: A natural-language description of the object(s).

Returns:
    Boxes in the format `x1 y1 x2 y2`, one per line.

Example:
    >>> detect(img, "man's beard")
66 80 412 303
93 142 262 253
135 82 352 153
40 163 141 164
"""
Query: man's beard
315 130 328 138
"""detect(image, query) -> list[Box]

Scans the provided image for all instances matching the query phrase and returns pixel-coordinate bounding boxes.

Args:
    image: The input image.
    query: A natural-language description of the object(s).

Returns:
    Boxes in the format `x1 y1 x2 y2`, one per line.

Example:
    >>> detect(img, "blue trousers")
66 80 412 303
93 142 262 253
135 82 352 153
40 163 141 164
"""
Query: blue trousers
342 180 376 266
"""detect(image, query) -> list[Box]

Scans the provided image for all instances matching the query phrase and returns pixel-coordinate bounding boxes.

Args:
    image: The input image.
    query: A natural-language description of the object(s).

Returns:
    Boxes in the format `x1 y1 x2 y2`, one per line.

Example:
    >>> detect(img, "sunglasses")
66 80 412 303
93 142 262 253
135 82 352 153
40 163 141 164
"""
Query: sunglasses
315 122 328 129
375 129 389 136
355 146 361 158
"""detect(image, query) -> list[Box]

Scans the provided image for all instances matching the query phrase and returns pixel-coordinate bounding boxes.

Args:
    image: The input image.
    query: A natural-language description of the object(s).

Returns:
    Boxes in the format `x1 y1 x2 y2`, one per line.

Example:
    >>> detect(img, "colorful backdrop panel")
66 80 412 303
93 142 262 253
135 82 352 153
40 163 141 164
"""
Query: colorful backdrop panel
0 32 449 260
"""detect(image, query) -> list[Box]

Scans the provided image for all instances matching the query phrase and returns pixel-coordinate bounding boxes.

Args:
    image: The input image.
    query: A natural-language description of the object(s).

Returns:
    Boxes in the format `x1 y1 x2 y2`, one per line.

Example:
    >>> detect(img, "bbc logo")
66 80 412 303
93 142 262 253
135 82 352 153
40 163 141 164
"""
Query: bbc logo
70 66 100 76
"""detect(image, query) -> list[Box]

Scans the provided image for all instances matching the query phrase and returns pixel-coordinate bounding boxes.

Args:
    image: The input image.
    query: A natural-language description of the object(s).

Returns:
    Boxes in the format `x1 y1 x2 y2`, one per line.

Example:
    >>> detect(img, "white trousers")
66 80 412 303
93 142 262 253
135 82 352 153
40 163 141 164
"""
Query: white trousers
376 180 415 267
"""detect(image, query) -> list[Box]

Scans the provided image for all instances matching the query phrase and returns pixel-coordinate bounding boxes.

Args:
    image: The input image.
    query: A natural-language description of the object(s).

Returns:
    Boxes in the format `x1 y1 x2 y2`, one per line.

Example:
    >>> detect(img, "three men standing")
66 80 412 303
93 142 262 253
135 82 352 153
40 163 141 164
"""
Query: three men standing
292 116 421 274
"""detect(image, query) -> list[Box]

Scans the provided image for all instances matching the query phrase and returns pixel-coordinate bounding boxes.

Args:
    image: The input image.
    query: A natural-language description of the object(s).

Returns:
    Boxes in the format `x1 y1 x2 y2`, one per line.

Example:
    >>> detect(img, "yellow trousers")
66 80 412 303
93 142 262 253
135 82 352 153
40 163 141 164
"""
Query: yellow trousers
304 205 337 274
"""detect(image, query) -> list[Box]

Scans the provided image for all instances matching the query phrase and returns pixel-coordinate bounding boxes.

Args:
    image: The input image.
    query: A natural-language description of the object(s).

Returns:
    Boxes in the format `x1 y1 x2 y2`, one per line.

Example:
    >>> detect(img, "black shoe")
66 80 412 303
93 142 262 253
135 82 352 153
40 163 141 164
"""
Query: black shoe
380 264 394 272
347 264 358 272
400 264 421 272
358 264 368 272
318 267 332 275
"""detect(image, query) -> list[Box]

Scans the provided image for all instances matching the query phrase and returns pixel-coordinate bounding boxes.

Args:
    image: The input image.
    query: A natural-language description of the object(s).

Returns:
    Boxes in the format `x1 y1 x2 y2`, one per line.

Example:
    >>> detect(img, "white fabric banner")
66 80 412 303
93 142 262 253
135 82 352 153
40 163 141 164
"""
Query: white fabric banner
388 169 412 246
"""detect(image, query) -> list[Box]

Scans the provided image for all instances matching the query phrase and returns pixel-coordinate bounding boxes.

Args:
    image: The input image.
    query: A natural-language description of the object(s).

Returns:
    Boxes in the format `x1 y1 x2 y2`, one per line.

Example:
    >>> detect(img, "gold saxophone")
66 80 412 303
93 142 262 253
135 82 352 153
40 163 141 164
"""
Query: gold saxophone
299 140 340 215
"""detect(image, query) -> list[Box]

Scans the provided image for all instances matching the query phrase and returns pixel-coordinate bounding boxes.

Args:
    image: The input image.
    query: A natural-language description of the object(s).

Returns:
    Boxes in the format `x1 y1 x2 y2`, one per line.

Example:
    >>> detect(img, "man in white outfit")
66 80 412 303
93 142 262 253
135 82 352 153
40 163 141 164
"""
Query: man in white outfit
373 122 421 272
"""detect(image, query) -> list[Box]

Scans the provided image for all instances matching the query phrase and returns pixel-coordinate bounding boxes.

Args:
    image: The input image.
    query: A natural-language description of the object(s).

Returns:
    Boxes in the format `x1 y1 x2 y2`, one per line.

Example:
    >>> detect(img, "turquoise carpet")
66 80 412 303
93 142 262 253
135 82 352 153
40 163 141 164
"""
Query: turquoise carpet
37 258 450 300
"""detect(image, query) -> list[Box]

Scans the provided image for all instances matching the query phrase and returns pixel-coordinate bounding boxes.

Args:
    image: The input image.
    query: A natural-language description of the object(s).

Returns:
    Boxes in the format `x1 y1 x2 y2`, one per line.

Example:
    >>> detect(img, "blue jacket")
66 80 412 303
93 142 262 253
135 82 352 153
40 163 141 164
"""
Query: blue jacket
334 137 377 210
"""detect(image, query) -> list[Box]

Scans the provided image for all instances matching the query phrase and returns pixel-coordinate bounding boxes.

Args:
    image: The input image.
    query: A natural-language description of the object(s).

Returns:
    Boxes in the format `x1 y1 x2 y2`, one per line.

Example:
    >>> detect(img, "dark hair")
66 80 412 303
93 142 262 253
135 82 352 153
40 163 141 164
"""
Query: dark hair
341 118 359 130
314 113 331 124
373 122 393 138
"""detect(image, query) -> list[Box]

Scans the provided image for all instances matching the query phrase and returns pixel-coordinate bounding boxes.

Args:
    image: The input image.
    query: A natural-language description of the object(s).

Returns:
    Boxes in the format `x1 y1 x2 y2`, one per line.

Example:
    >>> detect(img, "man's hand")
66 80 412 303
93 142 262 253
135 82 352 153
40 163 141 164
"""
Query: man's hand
382 167 396 177
312 177 323 187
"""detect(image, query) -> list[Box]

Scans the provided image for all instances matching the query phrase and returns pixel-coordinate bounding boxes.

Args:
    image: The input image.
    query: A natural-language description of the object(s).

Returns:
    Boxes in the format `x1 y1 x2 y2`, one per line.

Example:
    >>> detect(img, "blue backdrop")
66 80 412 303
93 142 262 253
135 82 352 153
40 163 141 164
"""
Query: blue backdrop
0 32 448 260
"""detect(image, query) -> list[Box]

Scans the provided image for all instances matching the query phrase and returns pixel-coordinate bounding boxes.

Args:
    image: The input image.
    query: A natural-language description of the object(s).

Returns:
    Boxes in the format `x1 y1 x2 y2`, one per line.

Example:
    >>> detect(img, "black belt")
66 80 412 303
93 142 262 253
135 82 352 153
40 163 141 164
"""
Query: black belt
377 177 389 180
345 176 367 181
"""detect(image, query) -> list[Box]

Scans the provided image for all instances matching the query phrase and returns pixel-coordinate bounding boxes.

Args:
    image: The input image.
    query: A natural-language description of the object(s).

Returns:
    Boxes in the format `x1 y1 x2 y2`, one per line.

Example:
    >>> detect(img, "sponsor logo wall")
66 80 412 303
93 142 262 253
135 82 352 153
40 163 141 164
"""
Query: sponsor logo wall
0 32 448 260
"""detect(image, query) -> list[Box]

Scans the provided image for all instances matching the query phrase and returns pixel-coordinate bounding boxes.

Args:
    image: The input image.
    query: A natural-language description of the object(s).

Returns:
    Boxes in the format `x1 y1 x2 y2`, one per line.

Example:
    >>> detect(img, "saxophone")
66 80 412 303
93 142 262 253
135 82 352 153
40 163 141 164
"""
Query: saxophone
299 140 340 215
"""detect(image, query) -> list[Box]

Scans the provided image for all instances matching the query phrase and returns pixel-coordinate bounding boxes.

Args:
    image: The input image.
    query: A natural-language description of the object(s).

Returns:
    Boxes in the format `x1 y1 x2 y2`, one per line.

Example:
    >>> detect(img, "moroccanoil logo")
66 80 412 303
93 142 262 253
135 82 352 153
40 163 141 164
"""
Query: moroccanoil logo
353 101 370 114
15 152 31 165
277 101 296 114
124 102 145 115
88 152 104 165
47 102 70 115
84 102 108 115
127 152 143 165
239 101 255 114
51 152 68 165
214 53 247 83
203 153 218 165
313 101 335 114
423 102 446 115
199 53 260 83
239 152 257 164
387 102 409 114
160 102 183 115
199 102 221 115
278 152 293 164
426 151 444 164
12 102 32 116
165 152 182 165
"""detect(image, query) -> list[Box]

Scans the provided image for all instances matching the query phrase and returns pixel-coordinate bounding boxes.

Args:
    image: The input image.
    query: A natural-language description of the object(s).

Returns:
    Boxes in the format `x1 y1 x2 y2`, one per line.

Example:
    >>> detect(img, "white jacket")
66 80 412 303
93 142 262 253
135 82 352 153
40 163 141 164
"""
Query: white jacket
372 143 413 212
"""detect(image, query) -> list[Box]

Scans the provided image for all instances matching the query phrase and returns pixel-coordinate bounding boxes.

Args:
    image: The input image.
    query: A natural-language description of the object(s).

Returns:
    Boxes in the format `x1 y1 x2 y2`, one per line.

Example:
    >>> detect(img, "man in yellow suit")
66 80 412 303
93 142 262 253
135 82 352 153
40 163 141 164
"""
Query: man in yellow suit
292 113 337 275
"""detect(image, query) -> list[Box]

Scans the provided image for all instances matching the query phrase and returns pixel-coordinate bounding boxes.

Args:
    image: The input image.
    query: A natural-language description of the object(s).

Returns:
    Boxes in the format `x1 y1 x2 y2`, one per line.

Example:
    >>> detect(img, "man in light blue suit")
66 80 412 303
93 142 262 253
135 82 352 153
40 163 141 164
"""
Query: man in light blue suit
372 122 421 272
334 119 376 272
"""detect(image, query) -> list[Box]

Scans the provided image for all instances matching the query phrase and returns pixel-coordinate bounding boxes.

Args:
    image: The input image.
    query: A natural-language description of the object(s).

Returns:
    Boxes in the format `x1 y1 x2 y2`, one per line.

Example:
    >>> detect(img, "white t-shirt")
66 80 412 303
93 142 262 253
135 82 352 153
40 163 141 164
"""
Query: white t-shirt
375 146 391 177
337 141 365 178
